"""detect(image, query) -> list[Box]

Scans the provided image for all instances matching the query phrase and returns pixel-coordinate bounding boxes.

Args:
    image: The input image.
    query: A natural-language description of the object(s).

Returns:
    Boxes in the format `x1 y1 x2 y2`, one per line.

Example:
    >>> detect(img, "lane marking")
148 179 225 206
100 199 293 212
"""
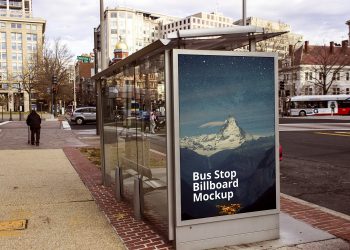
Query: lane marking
0 121 11 126
315 132 350 137
0 219 27 231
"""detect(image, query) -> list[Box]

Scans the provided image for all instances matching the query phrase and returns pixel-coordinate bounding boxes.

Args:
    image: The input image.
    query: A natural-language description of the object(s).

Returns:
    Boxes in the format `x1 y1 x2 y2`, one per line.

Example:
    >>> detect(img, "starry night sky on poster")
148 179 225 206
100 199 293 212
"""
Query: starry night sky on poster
178 54 275 138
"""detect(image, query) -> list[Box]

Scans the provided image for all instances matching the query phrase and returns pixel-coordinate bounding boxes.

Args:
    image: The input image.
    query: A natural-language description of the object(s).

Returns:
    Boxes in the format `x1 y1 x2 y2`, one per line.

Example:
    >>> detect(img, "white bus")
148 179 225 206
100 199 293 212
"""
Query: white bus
289 95 350 116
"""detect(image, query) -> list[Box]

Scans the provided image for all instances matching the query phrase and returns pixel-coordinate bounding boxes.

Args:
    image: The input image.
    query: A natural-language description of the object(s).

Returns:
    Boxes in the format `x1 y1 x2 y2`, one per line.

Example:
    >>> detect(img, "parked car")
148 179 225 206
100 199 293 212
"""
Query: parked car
70 107 96 125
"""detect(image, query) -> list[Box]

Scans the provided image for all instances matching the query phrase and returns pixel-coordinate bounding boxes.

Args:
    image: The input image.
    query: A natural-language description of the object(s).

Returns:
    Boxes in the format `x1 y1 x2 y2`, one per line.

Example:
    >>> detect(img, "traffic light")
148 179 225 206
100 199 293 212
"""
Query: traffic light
279 81 285 91
94 28 101 51
52 75 58 94
52 75 57 85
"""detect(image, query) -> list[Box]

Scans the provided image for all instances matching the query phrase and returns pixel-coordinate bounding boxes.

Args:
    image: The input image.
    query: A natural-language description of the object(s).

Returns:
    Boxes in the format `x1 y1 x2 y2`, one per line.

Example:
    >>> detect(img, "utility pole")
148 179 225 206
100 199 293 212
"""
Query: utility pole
242 0 246 26
52 75 58 117
73 65 77 110
100 0 107 70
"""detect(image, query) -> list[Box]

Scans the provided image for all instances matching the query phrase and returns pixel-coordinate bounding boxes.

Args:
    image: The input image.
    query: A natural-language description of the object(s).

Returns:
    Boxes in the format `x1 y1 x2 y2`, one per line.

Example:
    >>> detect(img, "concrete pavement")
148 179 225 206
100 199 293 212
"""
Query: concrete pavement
0 120 349 249
0 149 125 249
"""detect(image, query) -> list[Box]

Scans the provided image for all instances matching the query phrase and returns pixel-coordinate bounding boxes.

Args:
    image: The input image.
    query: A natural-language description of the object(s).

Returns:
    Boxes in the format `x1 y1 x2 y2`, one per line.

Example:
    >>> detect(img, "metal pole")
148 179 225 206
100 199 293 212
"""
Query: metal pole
242 0 246 26
73 64 77 110
51 80 54 115
19 89 22 121
100 0 107 70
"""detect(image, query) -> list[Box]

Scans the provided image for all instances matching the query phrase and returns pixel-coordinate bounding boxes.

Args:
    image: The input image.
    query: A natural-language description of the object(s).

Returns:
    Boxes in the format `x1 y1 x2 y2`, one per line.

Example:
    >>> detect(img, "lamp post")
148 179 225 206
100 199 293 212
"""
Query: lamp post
279 81 286 117
291 40 302 96
18 85 22 121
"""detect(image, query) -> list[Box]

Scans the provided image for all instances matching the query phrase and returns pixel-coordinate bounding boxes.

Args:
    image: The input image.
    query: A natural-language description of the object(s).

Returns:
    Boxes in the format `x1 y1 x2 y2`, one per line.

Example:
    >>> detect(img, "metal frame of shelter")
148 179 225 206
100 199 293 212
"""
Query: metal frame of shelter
92 25 286 248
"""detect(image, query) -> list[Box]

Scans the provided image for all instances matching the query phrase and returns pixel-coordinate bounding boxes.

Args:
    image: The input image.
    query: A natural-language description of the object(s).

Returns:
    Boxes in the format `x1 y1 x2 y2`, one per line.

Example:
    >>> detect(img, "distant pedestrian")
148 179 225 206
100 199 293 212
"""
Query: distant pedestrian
26 110 41 146
330 102 336 116
150 111 157 134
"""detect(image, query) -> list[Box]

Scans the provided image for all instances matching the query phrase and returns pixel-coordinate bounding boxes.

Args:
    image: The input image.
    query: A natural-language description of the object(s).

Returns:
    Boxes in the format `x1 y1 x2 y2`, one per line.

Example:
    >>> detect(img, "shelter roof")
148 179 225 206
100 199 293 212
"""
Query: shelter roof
92 26 287 80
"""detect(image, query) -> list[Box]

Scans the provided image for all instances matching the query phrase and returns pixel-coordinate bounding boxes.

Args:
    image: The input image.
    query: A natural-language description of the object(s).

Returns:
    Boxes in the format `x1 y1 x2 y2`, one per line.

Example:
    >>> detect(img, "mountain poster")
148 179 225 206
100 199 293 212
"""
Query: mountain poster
177 52 277 221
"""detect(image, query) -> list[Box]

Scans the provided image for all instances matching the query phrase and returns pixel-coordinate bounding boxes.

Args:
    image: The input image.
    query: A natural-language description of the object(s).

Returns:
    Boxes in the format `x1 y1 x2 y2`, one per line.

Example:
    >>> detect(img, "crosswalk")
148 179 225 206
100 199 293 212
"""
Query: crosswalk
279 123 350 132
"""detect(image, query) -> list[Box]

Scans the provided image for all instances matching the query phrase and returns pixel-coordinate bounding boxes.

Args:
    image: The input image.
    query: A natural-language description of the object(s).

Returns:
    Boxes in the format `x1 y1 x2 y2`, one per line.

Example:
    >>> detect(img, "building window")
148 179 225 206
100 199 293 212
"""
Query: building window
11 23 22 29
26 24 37 30
305 87 312 95
11 32 22 41
305 72 309 81
0 22 5 28
331 72 341 80
111 13 117 18
26 34 37 41
12 52 22 61
319 72 323 80
346 88 350 94
346 72 349 81
309 72 313 80
332 88 340 95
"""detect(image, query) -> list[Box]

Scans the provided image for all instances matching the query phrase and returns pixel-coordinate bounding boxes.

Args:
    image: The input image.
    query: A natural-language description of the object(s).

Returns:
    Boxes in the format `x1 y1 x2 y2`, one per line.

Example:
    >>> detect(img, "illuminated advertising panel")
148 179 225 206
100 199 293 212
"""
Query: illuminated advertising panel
173 50 278 223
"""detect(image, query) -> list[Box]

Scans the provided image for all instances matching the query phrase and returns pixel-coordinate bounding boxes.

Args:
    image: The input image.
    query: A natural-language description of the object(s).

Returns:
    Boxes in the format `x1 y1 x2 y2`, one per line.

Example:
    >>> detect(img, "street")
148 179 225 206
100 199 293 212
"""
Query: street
67 118 350 216
280 117 350 215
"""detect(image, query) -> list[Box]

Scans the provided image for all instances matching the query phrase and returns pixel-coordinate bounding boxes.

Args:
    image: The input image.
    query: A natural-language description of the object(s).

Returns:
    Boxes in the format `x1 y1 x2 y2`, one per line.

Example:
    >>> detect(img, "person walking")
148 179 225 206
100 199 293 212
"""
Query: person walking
150 111 156 134
26 110 41 146
330 102 336 116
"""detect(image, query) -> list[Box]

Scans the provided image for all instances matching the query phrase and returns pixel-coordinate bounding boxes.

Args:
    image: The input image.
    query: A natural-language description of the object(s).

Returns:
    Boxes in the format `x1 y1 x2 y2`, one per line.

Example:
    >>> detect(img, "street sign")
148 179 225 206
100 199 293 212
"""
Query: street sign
77 56 91 63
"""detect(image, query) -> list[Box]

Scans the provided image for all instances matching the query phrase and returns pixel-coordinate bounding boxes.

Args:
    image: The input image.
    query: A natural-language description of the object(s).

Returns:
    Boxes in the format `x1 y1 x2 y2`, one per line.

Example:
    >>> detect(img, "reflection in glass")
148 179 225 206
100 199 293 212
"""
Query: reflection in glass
102 53 168 237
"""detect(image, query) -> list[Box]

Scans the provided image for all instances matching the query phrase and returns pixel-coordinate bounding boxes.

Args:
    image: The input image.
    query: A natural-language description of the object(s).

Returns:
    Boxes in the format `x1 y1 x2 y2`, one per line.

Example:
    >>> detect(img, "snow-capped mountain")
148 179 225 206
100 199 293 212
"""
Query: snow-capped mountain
180 116 256 156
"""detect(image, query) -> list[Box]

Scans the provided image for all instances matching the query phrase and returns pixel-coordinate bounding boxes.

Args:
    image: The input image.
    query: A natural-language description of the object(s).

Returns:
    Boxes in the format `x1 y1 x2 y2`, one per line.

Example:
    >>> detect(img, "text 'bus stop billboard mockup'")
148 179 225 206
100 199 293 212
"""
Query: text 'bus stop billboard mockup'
172 49 279 248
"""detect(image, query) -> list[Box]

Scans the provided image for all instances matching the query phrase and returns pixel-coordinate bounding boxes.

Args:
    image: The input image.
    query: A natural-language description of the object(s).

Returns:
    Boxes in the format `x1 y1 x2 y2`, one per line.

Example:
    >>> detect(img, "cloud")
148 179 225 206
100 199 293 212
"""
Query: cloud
31 0 349 57
199 121 225 128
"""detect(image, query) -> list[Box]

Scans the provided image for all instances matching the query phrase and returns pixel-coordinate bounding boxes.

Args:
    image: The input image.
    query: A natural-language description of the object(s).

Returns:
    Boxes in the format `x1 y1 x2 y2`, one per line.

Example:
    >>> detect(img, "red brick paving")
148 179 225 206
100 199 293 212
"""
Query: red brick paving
63 147 174 250
63 147 350 249
281 196 350 242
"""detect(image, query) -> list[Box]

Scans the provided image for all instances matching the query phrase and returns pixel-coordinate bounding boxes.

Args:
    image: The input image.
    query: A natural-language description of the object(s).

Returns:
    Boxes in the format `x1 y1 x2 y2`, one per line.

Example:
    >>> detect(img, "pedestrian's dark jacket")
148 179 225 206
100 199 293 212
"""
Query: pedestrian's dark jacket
26 111 41 129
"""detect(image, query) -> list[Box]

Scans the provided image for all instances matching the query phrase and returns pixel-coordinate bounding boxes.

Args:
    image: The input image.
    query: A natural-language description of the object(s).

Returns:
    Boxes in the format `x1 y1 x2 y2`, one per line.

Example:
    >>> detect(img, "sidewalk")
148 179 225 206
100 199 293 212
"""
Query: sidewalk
0 120 349 249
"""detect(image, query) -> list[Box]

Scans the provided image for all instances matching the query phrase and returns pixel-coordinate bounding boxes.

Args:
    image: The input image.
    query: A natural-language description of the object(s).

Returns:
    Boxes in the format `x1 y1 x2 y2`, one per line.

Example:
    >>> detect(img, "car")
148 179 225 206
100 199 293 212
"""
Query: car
70 107 96 125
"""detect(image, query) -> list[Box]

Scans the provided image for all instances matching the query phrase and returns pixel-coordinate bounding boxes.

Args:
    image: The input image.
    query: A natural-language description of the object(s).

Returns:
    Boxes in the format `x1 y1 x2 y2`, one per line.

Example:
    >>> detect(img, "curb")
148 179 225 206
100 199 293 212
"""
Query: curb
281 194 350 241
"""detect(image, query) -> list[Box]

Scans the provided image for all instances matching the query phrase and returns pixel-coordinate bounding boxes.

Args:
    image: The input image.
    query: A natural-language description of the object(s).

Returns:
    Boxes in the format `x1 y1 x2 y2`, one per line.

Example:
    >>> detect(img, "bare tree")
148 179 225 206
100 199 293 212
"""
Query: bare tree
308 45 349 95
0 94 8 111
35 38 74 111
14 38 73 112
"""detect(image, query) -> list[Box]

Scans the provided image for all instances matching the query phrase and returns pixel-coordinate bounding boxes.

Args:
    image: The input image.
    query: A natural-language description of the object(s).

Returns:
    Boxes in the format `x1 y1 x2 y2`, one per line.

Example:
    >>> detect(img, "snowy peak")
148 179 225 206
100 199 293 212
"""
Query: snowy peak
180 116 255 156
219 116 245 140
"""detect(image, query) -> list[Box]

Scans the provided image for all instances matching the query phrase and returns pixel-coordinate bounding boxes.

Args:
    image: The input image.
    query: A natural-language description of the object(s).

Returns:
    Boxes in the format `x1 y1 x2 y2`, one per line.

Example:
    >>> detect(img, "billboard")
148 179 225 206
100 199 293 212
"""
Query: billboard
173 50 278 223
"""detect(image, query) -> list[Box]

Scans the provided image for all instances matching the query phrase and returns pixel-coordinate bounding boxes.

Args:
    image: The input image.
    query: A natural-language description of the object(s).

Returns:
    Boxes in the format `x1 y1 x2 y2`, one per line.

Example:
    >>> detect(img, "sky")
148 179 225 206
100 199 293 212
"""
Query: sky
32 0 350 58
178 53 275 137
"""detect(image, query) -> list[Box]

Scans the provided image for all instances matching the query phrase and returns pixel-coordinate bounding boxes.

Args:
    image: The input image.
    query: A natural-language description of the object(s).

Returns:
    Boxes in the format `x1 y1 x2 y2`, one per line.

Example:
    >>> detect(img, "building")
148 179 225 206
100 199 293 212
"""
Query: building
233 17 303 58
111 36 129 64
160 11 235 38
279 40 350 97
0 0 45 112
75 61 95 106
100 6 179 61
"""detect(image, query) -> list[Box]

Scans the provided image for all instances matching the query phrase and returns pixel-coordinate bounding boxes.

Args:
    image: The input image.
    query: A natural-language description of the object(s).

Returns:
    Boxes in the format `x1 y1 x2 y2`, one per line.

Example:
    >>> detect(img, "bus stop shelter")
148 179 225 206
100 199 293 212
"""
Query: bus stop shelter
92 25 285 249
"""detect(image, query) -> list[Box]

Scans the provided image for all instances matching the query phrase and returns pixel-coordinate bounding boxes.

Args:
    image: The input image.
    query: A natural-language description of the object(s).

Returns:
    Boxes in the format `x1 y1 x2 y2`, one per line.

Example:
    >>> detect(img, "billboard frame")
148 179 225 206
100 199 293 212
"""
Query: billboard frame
172 49 280 248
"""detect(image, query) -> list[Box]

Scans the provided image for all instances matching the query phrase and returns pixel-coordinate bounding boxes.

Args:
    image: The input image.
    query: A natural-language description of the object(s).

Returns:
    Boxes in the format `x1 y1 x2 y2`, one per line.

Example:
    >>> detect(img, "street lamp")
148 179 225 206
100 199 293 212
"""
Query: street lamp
291 40 302 96
18 85 22 121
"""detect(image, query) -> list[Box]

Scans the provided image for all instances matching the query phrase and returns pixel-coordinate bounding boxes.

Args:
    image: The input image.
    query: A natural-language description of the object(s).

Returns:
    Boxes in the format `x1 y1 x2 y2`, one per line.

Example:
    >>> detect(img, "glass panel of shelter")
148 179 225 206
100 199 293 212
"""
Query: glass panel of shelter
138 55 168 236
102 54 168 237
